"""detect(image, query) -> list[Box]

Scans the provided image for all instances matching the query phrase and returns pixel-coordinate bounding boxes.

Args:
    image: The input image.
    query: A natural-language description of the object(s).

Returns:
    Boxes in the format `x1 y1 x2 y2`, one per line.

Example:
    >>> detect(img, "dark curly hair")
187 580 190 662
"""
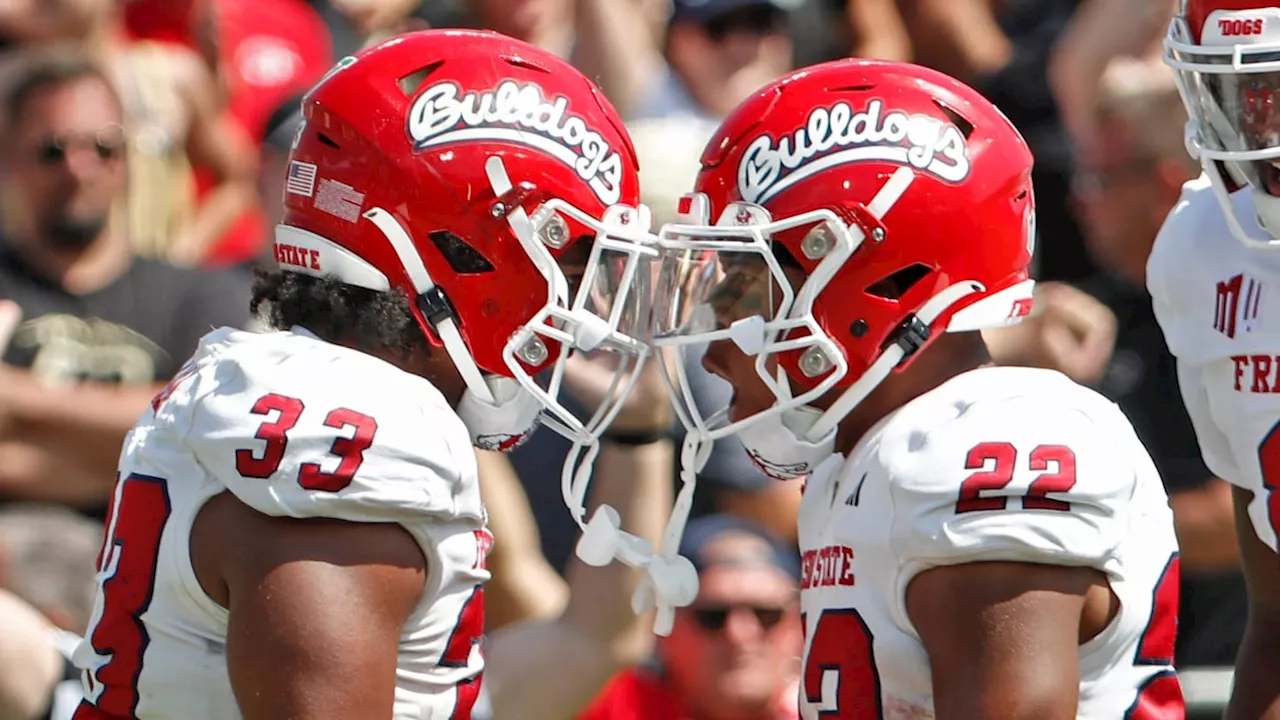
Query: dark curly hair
250 269 430 359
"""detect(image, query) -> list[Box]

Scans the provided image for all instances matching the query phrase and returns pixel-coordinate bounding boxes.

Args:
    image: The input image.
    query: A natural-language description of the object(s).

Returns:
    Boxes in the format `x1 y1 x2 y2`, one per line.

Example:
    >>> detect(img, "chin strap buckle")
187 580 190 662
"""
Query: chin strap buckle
575 504 699 637
888 315 931 366
416 285 456 327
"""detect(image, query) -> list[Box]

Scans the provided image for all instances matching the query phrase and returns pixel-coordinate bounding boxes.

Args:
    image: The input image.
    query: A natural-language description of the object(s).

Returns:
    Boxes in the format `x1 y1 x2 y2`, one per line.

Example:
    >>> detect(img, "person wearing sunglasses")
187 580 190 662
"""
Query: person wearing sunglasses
0 47 251 515
576 0 798 124
578 514 802 720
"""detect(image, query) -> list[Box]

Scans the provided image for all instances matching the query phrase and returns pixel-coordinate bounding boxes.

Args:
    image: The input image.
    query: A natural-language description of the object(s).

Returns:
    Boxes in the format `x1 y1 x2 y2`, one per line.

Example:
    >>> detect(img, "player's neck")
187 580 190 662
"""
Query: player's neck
832 333 991 456
334 340 467 407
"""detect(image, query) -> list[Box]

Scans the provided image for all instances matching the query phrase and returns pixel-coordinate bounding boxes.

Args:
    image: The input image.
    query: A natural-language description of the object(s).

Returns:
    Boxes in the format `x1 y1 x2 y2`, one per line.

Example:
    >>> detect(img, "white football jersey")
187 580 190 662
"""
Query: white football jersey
72 327 490 720
1148 174 1280 551
798 366 1182 719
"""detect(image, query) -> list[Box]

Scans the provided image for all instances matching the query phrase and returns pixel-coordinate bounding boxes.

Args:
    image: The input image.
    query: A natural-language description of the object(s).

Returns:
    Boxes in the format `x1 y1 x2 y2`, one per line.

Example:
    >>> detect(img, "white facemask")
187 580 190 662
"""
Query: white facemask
456 375 544 451
733 404 838 481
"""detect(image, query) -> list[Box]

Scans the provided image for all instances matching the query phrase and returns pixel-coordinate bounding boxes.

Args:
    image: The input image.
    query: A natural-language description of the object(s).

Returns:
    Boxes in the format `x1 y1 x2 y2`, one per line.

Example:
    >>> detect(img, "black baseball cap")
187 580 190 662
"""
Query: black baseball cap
669 0 802 25
678 514 800 581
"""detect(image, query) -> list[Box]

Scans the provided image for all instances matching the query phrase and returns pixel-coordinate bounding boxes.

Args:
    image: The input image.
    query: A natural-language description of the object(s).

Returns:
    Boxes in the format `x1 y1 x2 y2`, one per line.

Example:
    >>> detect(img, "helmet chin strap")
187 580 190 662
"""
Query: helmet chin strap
363 206 496 405
575 432 707 637
724 281 986 488
804 280 985 442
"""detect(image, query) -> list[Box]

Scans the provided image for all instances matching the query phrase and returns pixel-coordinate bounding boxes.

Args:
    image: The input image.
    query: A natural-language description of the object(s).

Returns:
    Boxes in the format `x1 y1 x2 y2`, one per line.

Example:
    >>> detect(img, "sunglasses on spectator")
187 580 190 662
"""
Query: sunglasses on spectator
691 604 788 632
34 125 126 165
703 5 784 41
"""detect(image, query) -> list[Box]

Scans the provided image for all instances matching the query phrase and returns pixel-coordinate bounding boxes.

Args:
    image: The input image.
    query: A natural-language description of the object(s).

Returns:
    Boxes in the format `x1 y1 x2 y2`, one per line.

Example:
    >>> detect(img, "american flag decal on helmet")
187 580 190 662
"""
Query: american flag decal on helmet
286 161 317 197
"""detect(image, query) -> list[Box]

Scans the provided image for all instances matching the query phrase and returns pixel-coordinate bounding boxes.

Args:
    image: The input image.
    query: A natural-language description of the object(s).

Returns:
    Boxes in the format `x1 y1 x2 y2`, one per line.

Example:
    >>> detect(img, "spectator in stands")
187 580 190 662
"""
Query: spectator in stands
0 49 251 514
1070 57 1246 666
575 0 798 120
451 0 577 57
1 0 261 267
898 0 1098 282
577 515 801 720
1048 0 1174 162
124 0 334 268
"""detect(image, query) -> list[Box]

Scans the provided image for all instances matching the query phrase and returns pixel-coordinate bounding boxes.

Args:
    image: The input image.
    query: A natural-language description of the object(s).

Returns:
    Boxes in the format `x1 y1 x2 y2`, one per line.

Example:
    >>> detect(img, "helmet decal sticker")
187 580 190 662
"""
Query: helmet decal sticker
407 80 624 205
737 99 971 205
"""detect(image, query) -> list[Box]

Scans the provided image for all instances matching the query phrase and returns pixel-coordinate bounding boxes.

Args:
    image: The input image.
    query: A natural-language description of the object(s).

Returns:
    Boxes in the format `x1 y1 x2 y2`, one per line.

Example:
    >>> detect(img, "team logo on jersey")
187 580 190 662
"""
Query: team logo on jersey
1214 271 1263 339
406 80 624 206
737 99 970 206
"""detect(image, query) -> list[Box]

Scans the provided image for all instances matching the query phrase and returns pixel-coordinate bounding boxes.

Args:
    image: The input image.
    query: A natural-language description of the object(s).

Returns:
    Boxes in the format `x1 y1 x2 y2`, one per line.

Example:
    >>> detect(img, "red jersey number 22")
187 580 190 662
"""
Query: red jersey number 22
799 557 1183 719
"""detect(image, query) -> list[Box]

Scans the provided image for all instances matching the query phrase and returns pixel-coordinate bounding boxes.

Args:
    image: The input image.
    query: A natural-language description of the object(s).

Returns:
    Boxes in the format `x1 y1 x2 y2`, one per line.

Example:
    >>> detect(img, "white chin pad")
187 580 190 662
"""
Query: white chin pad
457 376 544 451
729 315 766 356
735 405 837 480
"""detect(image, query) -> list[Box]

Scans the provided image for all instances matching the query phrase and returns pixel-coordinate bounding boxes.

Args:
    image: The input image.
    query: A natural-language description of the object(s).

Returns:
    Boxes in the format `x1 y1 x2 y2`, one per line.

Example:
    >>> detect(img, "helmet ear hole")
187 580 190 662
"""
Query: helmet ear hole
770 241 805 270
428 231 495 274
397 60 444 97
933 101 974 139
865 263 933 300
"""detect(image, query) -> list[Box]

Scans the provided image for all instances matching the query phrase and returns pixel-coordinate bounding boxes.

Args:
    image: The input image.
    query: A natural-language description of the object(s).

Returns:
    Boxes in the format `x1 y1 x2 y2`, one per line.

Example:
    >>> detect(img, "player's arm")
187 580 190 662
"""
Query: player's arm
907 561 1106 719
1227 486 1280 720
1193 358 1280 720
0 366 159 502
890 395 1144 720
194 492 426 720
476 449 570 630
485 437 672 720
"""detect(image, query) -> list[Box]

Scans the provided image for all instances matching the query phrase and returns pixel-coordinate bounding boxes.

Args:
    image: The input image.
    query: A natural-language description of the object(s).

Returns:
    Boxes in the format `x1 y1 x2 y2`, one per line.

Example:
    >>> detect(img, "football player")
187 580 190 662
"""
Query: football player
71 29 661 720
1157 0 1280 716
642 58 1185 717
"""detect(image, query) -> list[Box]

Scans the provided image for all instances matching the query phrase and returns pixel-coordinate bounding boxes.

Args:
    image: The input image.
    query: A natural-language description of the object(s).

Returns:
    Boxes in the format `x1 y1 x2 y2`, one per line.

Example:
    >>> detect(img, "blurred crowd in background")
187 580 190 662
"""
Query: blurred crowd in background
0 0 1243 718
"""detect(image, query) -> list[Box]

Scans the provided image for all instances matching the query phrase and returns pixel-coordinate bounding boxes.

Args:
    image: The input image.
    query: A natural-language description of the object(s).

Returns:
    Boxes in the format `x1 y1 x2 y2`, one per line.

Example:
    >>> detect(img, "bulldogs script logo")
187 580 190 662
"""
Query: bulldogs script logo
738 99 970 205
407 80 624 206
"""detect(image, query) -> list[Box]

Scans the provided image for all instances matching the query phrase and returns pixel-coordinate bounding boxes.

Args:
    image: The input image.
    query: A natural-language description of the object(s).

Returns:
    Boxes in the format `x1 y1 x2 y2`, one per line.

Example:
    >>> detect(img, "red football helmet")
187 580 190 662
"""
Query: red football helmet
276 30 656 462
652 59 1035 479
1166 0 1280 247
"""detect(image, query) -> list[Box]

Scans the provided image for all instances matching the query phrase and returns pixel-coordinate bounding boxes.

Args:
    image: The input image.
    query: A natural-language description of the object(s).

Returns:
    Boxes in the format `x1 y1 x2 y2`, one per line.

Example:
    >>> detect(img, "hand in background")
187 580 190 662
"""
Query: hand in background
0 300 23 439
0 300 20 357
984 281 1117 386
562 347 673 435
1048 0 1175 154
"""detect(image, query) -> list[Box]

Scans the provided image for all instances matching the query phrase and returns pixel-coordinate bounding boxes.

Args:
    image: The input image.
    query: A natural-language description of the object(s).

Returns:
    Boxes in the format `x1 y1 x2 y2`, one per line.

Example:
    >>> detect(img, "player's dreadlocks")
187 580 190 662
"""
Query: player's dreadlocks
250 269 431 359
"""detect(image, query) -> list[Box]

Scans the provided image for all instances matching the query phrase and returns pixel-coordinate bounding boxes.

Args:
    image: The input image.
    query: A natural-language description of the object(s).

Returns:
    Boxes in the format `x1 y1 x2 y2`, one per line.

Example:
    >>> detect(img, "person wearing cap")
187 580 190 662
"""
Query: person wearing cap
573 0 799 121
576 514 803 720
